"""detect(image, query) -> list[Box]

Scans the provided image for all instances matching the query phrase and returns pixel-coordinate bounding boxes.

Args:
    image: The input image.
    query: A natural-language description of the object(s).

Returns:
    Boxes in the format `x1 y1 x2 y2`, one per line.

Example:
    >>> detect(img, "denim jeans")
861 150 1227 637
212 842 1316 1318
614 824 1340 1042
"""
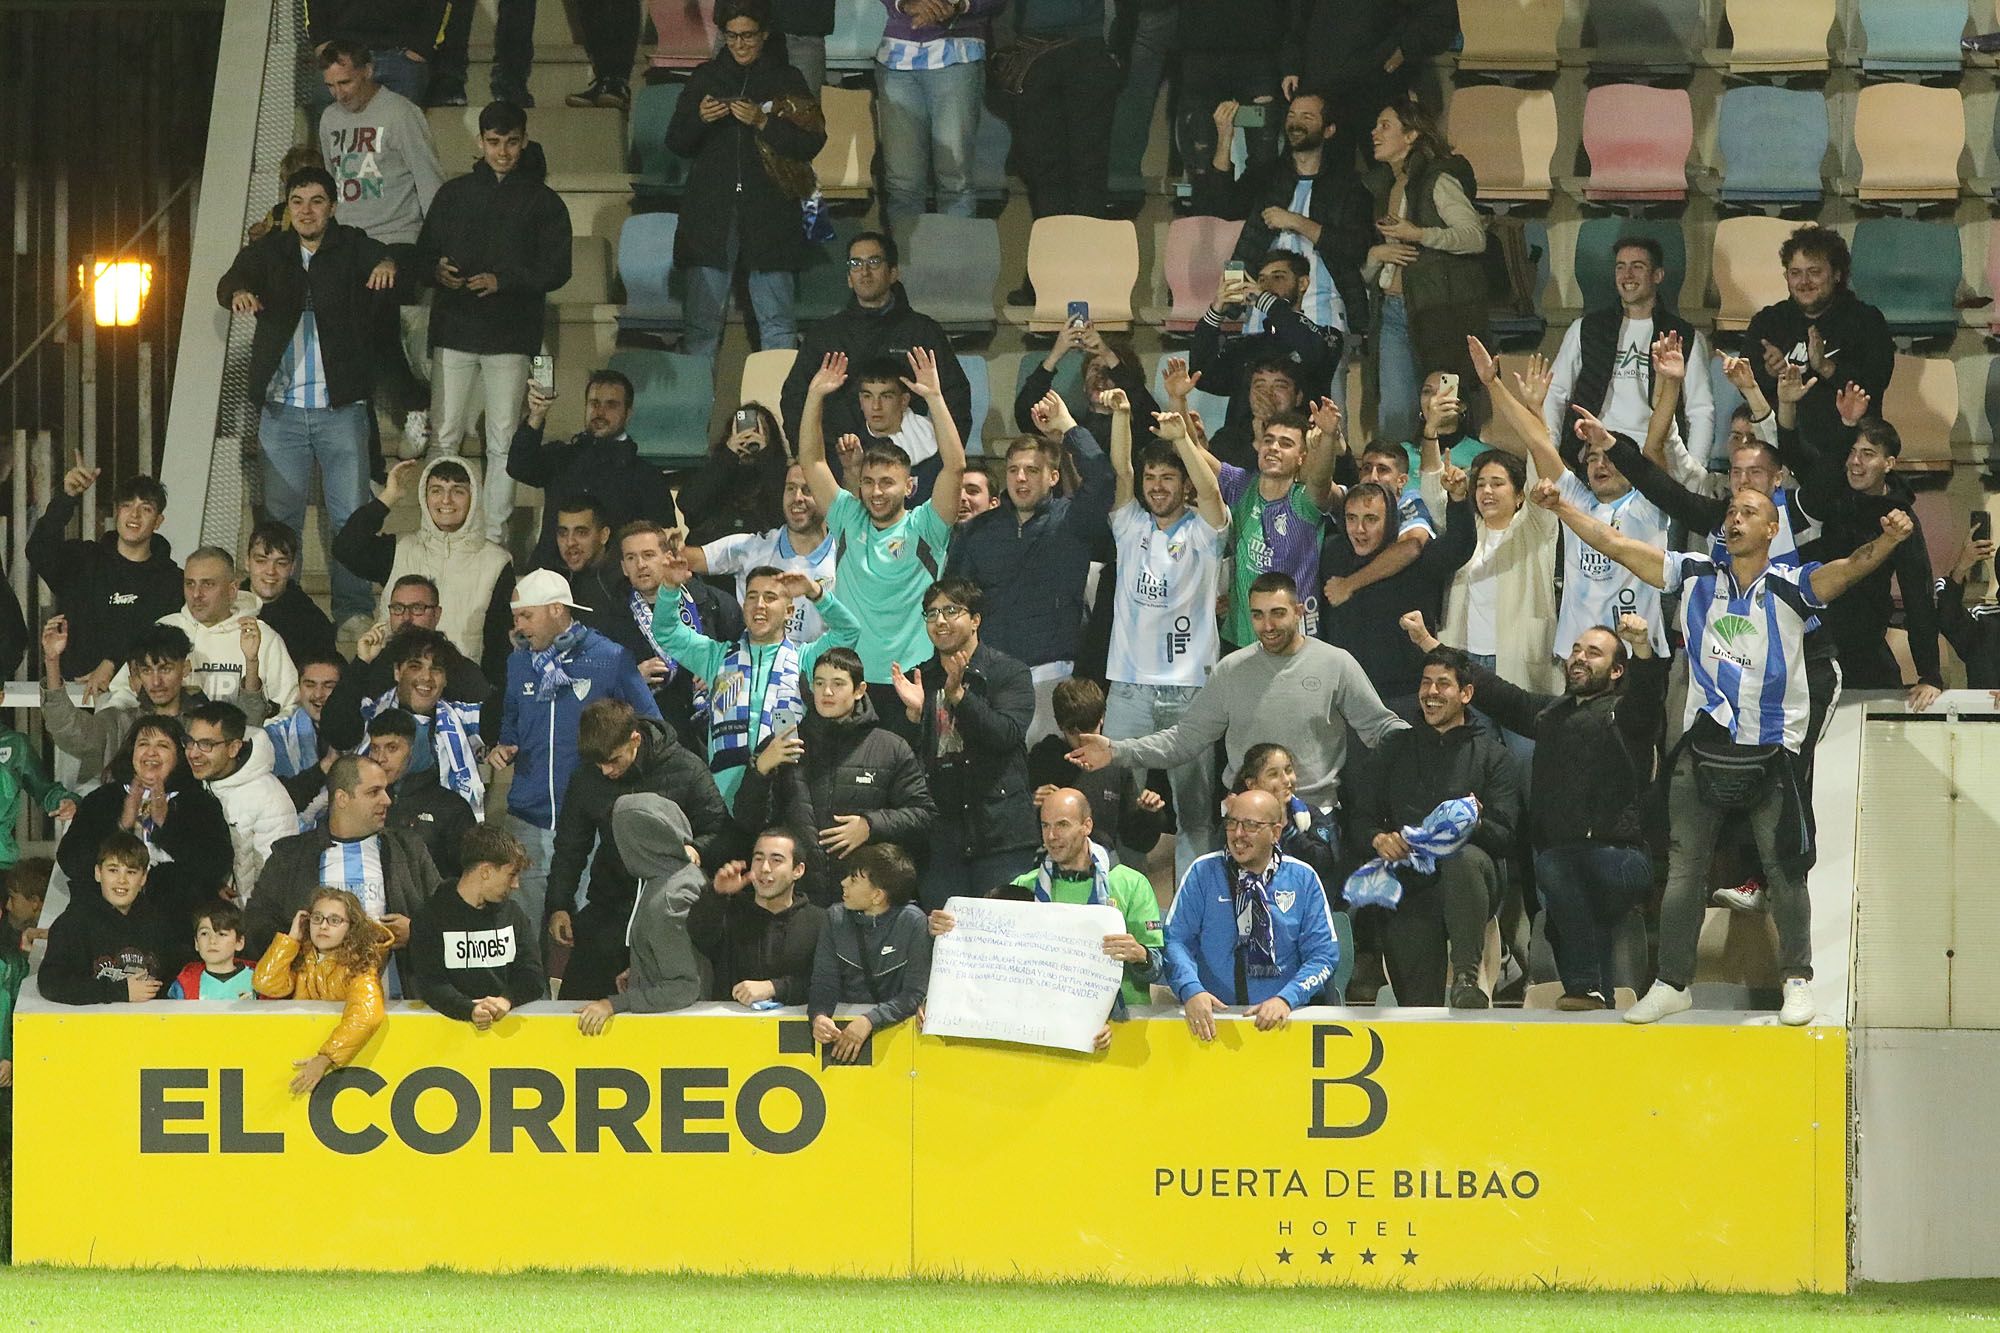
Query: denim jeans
1107 3 1176 190
685 240 799 360
1535 843 1653 998
1376 293 1419 449
877 60 984 228
505 812 557 969
783 32 826 96
1103 680 1216 885
922 823 1033 912
430 347 530 543
258 401 376 620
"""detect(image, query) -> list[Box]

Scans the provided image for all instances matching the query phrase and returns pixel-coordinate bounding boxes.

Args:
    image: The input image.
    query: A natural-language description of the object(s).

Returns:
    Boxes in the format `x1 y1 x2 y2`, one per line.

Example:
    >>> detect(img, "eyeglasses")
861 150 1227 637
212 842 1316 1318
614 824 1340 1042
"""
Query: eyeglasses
1222 817 1281 833
921 605 969 624
387 602 438 617
846 257 888 271
721 27 765 43
309 913 349 927
185 737 228 754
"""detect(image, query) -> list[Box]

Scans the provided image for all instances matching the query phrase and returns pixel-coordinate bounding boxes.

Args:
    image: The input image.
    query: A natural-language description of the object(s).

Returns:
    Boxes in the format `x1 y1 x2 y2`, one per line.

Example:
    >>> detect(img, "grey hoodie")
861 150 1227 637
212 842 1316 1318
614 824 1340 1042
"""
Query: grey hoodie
607 794 708 1014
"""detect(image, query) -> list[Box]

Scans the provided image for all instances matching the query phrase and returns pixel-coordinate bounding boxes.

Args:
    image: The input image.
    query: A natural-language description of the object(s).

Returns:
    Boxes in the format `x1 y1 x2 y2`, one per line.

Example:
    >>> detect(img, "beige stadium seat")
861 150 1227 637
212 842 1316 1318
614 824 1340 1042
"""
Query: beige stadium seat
1025 216 1140 331
552 235 611 306
1883 353 1960 466
1450 85 1558 203
1694 907 1781 988
425 105 626 176
1723 0 1834 73
737 348 798 420
1854 83 1966 203
1710 215 1798 330
1457 0 1563 72
814 86 877 200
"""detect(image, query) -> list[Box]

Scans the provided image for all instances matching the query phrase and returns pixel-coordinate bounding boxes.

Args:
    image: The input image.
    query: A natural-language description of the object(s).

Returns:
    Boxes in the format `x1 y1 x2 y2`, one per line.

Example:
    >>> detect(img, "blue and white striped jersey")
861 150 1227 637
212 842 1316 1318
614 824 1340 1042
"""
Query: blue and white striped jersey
1663 551 1825 751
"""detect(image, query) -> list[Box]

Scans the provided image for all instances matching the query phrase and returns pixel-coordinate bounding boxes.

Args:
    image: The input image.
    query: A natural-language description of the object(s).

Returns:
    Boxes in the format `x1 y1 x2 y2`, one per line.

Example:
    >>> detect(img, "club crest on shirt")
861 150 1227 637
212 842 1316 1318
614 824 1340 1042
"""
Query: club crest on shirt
571 679 592 701
1275 889 1296 912
1272 512 1289 537
885 537 906 558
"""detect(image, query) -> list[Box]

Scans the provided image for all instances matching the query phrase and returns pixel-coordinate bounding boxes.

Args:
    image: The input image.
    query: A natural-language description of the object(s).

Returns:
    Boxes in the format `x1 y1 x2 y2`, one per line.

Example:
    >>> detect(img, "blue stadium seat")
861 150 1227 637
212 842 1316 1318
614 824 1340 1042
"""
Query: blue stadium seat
607 349 716 466
616 212 685 332
1849 219 1962 340
825 0 889 73
629 81 689 201
1488 219 1549 345
1148 358 1230 433
900 215 1001 335
1573 217 1687 312
1581 0 1705 75
1716 85 1827 208
957 353 992 451
1013 352 1090 431
1856 0 1969 73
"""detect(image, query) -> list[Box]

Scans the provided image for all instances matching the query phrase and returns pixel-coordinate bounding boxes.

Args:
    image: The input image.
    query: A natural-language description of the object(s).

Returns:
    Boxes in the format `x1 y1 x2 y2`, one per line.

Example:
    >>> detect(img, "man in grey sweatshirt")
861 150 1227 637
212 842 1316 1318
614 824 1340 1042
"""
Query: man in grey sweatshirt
1069 571 1407 811
575 794 708 1033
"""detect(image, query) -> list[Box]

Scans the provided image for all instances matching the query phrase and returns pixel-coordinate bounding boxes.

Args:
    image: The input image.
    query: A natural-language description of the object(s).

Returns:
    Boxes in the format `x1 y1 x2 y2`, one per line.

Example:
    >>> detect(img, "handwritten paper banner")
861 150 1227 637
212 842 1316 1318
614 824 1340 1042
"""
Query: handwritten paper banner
923 896 1126 1053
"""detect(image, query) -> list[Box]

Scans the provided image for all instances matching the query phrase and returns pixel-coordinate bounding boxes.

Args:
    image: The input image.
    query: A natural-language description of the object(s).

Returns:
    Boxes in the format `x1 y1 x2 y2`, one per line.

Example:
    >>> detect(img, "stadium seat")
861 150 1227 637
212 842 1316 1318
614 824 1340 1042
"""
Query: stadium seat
956 353 993 451
1710 215 1798 330
1856 0 1970 74
1716 85 1827 208
825 0 889 73
1882 353 1959 465
650 0 718 70
1849 219 1962 339
607 349 716 466
1581 0 1705 75
1026 217 1140 331
1573 216 1687 312
899 215 1002 335
738 348 797 417
1487 218 1550 344
1455 0 1562 73
814 86 877 200
1149 358 1231 432
554 235 612 306
1450 85 1558 205
1160 216 1245 333
1723 0 1833 72
972 102 1012 204
1580 84 1692 203
793 216 869 325
1708 354 1743 463
629 81 690 200
1853 83 1965 205
1910 491 1966 591
616 212 686 331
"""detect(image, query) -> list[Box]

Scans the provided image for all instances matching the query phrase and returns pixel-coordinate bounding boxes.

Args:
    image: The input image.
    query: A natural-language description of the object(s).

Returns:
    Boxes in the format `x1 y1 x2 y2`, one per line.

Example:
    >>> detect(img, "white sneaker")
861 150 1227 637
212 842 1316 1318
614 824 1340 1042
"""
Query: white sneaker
1713 879 1768 912
402 410 430 457
1624 980 1693 1025
1779 977 1815 1026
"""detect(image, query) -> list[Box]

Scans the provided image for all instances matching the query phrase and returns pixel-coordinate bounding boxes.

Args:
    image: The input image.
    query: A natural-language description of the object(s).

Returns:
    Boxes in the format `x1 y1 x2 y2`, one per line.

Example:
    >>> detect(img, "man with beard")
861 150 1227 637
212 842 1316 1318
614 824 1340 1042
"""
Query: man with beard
1402 610 1664 1012
686 463 838 643
509 370 680 571
956 464 1001 527
1191 252 1341 432
322 627 488 817
1745 224 1895 449
547 494 620 616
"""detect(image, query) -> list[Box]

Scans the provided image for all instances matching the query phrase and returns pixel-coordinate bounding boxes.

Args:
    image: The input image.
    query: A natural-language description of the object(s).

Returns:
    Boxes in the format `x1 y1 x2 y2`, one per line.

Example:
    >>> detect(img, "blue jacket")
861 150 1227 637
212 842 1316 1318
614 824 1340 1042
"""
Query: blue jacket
1163 852 1338 1010
500 625 661 829
943 426 1114 668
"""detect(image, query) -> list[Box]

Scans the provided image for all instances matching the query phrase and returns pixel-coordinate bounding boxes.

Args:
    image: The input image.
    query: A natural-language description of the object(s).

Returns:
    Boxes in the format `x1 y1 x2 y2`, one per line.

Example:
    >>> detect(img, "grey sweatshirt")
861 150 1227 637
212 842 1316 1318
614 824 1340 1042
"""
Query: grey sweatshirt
606 794 707 1014
1111 636 1408 808
318 86 445 245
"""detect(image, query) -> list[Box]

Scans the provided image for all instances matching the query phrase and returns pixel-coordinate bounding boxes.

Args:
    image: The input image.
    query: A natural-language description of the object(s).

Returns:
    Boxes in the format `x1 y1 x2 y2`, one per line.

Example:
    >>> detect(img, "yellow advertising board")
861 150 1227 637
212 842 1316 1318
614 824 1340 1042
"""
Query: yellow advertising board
10 1002 1847 1291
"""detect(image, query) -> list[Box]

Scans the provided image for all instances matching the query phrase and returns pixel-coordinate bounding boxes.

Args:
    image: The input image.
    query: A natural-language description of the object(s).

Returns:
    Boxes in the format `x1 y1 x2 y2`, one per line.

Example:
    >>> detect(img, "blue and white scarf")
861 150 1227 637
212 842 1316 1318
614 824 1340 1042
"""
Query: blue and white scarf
1343 797 1481 910
1034 841 1114 907
645 586 709 714
1234 853 1282 978
361 688 486 817
265 709 320 778
708 638 805 773
529 622 589 703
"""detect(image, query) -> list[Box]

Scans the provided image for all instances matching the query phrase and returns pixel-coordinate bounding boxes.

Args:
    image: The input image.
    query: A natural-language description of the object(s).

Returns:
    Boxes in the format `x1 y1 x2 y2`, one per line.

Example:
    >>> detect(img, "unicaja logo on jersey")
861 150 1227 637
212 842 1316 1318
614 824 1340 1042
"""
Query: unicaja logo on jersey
1706 613 1759 668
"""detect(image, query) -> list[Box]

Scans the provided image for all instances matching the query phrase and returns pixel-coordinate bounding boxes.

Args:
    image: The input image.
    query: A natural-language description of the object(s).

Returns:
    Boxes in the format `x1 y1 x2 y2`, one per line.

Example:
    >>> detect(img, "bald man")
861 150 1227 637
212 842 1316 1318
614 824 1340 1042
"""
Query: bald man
929 787 1163 1010
1162 787 1340 1039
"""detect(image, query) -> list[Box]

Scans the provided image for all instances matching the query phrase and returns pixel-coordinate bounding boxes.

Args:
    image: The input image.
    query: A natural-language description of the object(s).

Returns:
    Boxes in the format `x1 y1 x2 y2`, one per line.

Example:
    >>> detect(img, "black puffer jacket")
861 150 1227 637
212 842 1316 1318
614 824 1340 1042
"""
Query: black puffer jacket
733 695 936 903
547 717 734 921
916 641 1038 860
665 48 825 272
414 141 572 356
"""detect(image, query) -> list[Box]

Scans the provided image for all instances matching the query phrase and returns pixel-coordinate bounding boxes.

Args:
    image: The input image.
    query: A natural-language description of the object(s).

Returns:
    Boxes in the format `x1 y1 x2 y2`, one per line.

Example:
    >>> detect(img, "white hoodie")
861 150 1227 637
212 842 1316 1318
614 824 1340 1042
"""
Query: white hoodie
108 591 301 714
384 456 513 664
206 729 302 904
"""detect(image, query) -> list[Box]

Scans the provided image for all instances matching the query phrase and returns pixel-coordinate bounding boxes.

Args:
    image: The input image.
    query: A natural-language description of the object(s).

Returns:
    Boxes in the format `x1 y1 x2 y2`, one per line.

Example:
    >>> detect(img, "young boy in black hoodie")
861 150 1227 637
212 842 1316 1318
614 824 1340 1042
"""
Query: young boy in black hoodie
809 843 931 1063
691 826 826 1006
38 831 180 1005
28 470 182 697
411 824 547 1028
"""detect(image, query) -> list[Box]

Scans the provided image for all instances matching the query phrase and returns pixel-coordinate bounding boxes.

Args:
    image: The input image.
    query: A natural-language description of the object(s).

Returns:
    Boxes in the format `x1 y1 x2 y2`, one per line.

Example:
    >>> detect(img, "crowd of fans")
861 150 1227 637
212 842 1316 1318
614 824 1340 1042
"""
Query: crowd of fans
1 1 1966 1169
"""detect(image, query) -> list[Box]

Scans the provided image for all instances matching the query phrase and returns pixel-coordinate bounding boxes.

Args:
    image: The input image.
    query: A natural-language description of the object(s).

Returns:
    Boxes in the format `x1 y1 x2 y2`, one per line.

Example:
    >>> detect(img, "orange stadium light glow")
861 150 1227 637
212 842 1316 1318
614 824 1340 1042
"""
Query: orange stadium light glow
78 258 153 327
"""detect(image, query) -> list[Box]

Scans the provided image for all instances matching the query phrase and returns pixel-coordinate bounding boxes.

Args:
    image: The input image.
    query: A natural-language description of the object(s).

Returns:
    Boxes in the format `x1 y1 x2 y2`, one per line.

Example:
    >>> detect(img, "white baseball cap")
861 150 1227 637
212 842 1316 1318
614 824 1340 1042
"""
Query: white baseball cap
509 568 592 612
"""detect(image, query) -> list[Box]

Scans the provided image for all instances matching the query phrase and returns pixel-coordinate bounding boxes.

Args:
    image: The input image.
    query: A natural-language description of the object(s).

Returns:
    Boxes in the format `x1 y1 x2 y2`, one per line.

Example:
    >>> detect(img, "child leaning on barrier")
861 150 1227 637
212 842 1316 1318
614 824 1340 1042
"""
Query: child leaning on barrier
808 843 932 1065
38 832 179 1006
253 887 393 1094
167 901 258 1001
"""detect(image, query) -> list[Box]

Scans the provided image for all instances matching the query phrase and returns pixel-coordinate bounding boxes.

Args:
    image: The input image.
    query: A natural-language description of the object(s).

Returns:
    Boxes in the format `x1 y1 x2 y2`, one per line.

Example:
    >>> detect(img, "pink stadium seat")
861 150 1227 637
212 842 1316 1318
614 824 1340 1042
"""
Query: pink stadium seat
1581 84 1692 202
1162 216 1245 333
650 0 718 70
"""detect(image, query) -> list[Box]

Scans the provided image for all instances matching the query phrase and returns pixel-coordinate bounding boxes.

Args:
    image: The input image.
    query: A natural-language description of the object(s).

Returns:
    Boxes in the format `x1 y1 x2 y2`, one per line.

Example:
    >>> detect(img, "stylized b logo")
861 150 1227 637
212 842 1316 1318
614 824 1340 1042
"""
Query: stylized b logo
1308 1024 1386 1139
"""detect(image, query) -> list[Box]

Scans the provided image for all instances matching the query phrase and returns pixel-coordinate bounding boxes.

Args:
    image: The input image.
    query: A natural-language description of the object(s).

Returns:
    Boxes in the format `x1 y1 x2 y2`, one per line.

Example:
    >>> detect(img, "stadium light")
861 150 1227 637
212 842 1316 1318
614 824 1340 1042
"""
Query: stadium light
78 258 154 328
